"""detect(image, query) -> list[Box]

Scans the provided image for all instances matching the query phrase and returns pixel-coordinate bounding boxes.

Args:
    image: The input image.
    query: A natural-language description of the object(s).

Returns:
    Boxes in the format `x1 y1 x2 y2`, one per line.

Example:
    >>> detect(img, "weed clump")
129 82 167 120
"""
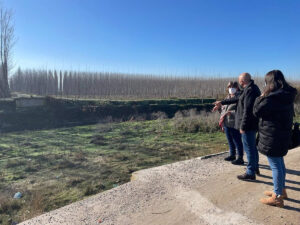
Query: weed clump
84 185 98 196
171 109 219 133
5 159 26 168
56 159 76 169
151 111 168 120
0 198 22 224
73 150 86 161
90 135 107 145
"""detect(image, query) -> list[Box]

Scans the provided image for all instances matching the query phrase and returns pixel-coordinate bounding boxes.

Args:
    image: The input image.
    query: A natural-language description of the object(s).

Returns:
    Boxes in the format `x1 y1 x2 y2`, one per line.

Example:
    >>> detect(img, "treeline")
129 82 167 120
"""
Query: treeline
9 68 267 99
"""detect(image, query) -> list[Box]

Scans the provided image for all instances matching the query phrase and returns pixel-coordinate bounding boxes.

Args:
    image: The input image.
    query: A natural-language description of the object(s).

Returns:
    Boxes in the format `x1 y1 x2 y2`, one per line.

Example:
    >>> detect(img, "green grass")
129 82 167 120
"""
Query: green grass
0 117 227 224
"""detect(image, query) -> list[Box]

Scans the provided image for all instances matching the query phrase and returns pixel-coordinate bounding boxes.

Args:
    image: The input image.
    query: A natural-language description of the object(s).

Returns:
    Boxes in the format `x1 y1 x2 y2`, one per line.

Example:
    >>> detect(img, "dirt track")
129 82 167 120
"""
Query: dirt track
21 147 300 225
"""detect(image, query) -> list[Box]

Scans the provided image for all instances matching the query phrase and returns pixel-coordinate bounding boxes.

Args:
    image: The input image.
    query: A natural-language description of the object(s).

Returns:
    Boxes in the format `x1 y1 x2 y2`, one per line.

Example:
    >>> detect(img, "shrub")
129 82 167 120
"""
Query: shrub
129 113 148 121
22 191 45 221
171 109 219 133
84 185 97 196
90 135 107 145
5 159 26 168
24 164 39 173
67 178 85 187
56 159 76 169
0 198 22 214
73 151 86 161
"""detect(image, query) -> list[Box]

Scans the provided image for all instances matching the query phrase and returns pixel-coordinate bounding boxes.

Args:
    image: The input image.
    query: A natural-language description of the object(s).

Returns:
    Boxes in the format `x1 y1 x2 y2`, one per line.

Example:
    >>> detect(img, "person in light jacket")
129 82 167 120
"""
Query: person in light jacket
219 81 244 164
253 70 297 207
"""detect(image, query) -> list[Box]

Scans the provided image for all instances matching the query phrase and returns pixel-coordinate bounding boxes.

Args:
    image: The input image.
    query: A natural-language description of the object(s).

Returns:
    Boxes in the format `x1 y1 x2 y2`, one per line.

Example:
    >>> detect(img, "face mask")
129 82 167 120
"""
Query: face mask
229 88 237 95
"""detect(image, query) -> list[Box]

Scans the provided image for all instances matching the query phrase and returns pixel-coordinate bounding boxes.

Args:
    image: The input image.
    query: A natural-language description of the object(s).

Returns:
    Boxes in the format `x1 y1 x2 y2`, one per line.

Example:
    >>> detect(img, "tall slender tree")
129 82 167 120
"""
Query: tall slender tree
59 70 63 96
0 5 15 98
54 70 58 95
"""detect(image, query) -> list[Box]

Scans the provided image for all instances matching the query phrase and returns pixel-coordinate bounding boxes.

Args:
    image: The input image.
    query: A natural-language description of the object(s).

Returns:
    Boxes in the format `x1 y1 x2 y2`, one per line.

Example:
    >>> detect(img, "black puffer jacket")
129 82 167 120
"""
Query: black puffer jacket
221 80 261 131
253 86 297 157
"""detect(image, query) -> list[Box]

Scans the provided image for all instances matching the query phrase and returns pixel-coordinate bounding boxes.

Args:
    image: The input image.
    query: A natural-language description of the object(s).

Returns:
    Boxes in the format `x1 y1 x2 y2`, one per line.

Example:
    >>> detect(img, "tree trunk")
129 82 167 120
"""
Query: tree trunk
0 67 10 98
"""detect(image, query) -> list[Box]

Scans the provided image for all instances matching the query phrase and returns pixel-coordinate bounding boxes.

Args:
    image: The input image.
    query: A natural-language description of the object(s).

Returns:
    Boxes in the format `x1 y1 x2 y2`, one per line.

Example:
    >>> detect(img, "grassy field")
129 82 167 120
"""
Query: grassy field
0 112 227 224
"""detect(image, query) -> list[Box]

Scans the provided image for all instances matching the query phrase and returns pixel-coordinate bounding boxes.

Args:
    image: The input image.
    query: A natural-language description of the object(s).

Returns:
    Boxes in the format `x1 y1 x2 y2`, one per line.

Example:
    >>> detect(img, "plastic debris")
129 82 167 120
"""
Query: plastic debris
13 192 22 199
56 173 63 179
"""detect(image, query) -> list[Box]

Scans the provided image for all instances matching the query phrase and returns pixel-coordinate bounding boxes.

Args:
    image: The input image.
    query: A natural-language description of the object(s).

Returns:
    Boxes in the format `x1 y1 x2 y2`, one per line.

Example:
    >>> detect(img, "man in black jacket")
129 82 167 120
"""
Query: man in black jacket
213 73 261 180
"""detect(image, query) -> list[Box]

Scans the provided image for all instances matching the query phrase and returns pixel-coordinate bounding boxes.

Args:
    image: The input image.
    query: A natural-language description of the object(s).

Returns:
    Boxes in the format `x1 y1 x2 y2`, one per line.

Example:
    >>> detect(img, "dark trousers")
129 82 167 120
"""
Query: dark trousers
224 126 244 158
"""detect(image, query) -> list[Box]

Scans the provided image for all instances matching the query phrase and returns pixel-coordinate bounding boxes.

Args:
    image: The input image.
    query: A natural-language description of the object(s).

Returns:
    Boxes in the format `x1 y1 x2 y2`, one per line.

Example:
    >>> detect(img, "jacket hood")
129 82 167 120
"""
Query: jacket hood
268 86 297 104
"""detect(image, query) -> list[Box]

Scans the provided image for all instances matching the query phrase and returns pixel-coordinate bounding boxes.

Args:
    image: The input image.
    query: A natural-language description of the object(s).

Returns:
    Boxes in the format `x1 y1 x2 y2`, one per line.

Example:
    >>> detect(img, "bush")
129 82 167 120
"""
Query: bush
73 151 86 161
24 164 39 173
67 178 85 187
0 198 22 214
22 191 45 221
171 109 220 133
90 135 107 145
5 159 26 168
84 185 98 196
56 159 76 169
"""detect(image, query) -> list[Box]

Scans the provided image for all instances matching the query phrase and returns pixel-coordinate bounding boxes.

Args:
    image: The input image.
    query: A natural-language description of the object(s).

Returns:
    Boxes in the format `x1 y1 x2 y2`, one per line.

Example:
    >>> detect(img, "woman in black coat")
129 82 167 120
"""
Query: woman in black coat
253 70 297 208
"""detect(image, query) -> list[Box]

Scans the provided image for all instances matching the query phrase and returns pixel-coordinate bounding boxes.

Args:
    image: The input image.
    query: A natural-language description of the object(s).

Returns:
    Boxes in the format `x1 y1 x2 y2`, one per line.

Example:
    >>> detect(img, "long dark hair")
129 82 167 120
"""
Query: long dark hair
263 70 293 96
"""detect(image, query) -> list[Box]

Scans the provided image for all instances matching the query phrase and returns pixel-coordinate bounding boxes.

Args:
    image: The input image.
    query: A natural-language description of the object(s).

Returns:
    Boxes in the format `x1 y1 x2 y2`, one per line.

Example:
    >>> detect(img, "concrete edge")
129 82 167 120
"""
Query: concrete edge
198 151 228 159
130 151 228 181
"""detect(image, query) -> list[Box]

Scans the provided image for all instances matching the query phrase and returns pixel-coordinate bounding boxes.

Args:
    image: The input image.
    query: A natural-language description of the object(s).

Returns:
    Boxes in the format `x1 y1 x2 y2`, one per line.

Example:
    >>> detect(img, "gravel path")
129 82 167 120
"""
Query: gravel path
20 148 300 225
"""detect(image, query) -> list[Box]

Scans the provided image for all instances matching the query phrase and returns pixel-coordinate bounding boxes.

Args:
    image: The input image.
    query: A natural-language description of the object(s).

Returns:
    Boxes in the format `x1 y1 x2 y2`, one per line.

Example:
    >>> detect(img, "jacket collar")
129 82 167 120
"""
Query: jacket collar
266 86 297 104
240 80 254 91
244 79 254 89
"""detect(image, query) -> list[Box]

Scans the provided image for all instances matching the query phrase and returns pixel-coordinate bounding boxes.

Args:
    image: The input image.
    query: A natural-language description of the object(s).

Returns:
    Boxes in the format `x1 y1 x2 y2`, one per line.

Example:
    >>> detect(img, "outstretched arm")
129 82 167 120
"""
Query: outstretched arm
221 95 239 105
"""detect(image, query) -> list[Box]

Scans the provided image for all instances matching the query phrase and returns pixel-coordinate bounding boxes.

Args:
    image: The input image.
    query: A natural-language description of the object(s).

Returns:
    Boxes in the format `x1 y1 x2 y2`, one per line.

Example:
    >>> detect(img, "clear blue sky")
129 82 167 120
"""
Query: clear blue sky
3 0 300 78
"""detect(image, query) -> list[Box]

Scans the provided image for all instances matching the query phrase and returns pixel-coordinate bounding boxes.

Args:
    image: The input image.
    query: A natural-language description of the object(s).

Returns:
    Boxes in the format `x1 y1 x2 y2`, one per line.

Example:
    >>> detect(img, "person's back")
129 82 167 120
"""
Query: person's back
253 70 297 208
235 79 261 131
254 85 297 157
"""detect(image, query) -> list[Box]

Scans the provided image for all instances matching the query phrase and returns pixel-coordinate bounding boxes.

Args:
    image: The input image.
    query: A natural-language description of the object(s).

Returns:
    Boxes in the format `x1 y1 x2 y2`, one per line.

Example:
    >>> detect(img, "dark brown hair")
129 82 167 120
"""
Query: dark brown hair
263 70 292 96
226 81 239 93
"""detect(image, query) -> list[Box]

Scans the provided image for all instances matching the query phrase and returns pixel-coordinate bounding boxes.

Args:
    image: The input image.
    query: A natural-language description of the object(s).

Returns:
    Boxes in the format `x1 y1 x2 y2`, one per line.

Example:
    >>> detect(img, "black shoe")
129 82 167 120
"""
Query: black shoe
256 168 260 176
231 158 244 165
224 155 236 161
237 173 256 181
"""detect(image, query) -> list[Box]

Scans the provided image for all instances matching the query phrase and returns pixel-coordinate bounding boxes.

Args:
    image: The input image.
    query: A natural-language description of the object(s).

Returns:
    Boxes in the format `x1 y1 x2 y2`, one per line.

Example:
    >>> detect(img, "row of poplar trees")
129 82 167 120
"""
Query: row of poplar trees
10 68 240 99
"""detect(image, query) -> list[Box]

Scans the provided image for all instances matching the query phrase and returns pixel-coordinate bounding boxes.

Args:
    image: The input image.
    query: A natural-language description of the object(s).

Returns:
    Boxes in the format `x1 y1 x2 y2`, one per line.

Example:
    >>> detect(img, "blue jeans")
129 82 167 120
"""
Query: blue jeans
267 156 286 196
242 131 259 176
224 126 243 158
